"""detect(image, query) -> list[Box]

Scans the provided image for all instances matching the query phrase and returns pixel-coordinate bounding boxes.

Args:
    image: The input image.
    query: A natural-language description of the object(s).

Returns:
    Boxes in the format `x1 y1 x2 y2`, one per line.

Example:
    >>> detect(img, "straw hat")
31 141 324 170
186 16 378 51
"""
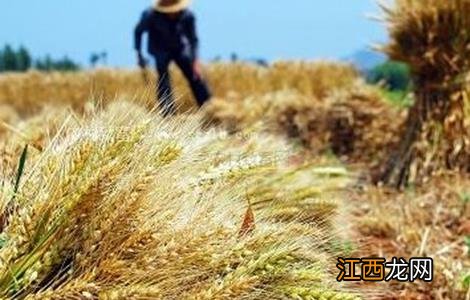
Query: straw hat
154 0 191 13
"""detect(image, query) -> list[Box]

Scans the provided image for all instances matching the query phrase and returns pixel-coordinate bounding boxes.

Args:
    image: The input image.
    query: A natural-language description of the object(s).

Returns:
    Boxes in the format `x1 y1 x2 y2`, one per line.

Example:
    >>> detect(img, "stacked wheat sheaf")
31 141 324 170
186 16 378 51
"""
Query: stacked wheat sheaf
0 102 359 299
378 0 470 186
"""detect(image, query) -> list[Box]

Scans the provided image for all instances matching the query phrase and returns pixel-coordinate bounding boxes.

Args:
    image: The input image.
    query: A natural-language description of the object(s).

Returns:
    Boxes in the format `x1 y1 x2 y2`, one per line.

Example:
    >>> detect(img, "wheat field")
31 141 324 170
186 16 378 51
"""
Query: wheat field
0 62 469 299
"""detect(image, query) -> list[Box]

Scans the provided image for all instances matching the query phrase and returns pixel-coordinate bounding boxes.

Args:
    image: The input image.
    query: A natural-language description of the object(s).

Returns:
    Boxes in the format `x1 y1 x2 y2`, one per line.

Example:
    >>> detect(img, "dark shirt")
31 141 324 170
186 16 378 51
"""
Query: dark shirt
134 8 199 58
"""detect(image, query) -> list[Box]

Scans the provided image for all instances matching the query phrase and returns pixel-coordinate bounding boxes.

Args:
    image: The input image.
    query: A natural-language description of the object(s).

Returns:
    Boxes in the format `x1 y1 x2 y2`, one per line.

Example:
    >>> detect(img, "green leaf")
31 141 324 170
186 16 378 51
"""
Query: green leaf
463 274 470 289
0 233 6 249
0 145 28 234
460 191 470 204
11 145 28 202
311 167 348 177
465 236 470 255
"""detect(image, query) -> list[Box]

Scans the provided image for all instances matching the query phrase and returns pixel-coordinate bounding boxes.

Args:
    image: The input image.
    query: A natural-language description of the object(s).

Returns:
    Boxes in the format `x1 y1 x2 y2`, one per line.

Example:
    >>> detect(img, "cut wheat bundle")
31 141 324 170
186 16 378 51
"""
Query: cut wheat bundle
0 101 359 299
378 0 470 187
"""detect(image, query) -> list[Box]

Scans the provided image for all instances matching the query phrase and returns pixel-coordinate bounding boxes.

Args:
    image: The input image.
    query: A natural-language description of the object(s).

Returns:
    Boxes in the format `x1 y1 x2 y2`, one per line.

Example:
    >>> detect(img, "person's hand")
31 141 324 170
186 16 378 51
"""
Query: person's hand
137 52 147 69
193 59 203 79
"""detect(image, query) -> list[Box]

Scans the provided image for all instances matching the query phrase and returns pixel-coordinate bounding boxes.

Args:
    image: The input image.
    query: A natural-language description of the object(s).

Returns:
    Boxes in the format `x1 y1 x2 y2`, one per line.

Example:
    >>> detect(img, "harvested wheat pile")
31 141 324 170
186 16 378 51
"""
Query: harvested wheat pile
377 0 470 187
205 90 312 133
206 80 405 169
281 81 405 166
0 101 359 299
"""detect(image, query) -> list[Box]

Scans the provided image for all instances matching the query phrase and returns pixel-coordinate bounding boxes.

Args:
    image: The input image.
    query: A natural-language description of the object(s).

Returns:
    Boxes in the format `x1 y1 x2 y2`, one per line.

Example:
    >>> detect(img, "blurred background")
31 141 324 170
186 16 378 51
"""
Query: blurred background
0 1 469 299
0 0 386 68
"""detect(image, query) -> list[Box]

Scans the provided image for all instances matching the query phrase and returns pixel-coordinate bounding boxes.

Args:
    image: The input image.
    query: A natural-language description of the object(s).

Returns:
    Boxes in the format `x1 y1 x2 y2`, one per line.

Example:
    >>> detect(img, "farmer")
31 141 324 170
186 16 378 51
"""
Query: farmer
134 0 211 116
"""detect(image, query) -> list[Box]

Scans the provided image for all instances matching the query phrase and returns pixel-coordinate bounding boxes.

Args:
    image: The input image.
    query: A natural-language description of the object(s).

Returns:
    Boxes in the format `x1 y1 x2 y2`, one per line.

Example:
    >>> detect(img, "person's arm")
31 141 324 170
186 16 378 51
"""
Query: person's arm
134 10 150 67
186 12 199 60
186 12 202 78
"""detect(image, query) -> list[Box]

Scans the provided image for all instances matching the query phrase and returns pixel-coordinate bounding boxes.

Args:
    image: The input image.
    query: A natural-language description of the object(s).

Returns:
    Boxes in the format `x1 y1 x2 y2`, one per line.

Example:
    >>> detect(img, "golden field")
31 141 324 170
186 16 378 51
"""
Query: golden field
0 62 468 300
0 62 356 115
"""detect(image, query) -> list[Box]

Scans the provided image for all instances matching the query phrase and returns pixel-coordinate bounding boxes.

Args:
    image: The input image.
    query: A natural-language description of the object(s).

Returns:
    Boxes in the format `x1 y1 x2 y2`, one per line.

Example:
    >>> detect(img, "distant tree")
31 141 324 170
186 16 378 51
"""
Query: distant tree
34 55 53 71
0 47 5 71
16 46 32 71
0 45 32 72
253 58 268 67
100 51 108 65
212 55 222 63
230 52 239 62
89 53 100 67
0 45 19 71
35 55 80 72
0 44 79 72
90 51 108 67
367 61 411 91
53 56 80 71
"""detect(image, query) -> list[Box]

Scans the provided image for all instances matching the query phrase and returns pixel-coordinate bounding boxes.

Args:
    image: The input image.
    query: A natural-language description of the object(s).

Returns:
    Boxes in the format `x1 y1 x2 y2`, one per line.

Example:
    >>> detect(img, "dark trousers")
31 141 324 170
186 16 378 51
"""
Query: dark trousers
154 51 211 116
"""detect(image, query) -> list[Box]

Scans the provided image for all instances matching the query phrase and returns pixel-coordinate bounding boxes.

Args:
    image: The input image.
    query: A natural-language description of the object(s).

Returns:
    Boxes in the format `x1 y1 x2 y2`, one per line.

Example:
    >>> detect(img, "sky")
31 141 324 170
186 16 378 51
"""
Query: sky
0 0 387 67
